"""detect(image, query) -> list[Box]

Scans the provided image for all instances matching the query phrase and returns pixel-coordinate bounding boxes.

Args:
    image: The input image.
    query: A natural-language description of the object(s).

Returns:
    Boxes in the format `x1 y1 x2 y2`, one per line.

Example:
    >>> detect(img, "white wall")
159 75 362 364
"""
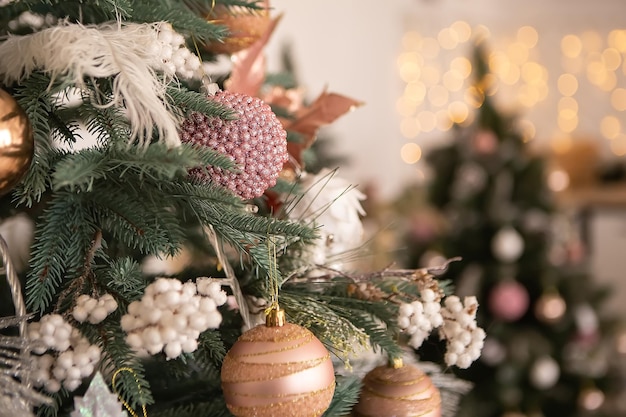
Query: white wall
266 0 626 201
266 0 414 200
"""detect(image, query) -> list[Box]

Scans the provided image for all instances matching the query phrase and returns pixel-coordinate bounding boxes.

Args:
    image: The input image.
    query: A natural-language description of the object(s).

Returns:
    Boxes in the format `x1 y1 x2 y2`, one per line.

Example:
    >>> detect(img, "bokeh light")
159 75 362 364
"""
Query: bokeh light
581 30 603 53
558 97 579 113
517 26 539 49
438 27 459 50
608 29 626 52
547 169 571 192
451 20 472 43
400 117 420 139
600 115 621 140
417 111 437 132
428 85 449 107
558 113 578 133
400 142 422 164
448 101 469 124
402 30 422 50
397 24 626 157
602 48 621 71
578 389 605 412
558 73 578 96
611 88 626 111
610 135 626 156
561 34 583 58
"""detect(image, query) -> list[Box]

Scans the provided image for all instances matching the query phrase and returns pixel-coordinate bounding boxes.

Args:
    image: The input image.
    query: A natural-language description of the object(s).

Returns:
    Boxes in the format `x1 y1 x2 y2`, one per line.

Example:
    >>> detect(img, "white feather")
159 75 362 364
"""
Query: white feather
0 21 183 148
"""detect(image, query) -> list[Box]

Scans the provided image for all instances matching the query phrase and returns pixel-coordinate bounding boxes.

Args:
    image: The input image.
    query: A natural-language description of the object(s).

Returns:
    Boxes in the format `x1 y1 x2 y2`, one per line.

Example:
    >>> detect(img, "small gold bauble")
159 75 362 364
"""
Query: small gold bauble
0 89 34 197
221 321 335 417
534 291 566 324
204 5 271 55
578 387 605 411
352 362 441 417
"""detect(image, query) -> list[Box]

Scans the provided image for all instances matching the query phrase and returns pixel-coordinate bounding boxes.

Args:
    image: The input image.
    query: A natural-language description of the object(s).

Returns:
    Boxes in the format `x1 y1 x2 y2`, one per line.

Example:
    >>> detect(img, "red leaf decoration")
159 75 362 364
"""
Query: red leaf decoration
285 89 364 167
224 13 283 97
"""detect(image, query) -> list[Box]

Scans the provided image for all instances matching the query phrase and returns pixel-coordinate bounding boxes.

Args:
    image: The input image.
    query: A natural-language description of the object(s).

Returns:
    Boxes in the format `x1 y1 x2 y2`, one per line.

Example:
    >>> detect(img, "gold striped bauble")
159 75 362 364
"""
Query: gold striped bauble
352 362 441 417
221 318 335 417
203 5 271 55
0 89 33 197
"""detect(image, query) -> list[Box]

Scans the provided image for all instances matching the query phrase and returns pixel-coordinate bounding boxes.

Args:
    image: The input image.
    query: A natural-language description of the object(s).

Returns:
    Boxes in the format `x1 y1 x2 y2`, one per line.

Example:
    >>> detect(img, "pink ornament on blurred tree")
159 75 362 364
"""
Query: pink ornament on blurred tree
488 281 529 322
472 129 498 154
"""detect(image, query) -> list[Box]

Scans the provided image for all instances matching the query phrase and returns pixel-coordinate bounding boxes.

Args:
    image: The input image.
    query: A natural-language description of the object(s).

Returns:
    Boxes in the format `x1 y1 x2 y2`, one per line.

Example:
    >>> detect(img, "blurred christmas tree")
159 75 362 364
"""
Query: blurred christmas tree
400 43 623 417
0 1 485 417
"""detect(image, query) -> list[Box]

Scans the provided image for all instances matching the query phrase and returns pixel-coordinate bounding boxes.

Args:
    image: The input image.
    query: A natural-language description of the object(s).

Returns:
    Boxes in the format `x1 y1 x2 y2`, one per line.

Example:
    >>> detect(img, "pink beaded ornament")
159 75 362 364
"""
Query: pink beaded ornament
180 91 289 199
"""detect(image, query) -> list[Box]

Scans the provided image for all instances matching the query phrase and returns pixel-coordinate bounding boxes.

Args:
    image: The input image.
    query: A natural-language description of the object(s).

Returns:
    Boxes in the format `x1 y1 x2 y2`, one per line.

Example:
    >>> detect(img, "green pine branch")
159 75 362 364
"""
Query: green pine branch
0 0 134 33
50 150 109 193
281 287 404 361
104 258 148 302
129 0 227 43
204 0 265 10
90 181 186 257
323 376 362 417
151 400 231 417
163 181 317 285
36 390 68 417
279 291 378 361
48 109 82 149
91 323 154 411
26 192 98 313
12 73 64 207
195 329 227 369
180 329 228 387
51 143 235 193
333 306 403 360
166 85 237 120
75 83 133 148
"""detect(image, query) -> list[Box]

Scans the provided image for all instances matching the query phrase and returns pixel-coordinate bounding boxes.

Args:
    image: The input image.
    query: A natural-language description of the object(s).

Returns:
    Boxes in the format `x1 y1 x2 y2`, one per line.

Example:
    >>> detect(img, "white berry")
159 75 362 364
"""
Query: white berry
121 277 227 360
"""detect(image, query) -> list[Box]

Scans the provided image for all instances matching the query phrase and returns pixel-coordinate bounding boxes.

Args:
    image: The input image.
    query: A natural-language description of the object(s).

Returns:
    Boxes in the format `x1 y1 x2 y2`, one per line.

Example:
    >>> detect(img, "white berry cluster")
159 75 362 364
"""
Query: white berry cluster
121 277 227 360
148 23 202 80
397 292 485 369
27 314 101 393
7 11 57 31
397 289 443 349
72 293 118 324
440 296 486 369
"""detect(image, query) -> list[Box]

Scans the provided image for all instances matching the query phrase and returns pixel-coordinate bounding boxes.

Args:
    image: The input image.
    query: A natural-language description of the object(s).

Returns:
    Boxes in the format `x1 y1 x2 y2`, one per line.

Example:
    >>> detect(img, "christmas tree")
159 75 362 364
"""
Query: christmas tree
0 1 485 416
400 43 620 417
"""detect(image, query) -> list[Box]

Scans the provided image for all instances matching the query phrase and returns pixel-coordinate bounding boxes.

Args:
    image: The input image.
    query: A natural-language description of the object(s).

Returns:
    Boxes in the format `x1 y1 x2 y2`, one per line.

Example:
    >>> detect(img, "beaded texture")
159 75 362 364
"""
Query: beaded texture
120 277 227 360
180 91 289 200
398 291 486 369
27 314 102 393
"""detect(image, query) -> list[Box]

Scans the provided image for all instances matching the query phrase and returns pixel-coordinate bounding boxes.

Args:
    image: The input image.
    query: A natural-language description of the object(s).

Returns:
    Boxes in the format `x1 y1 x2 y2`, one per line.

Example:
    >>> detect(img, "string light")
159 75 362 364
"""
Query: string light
610 88 626 111
397 22 626 161
610 135 626 156
547 169 571 192
400 142 422 164
608 29 626 52
517 25 539 48
561 34 583 58
600 115 621 140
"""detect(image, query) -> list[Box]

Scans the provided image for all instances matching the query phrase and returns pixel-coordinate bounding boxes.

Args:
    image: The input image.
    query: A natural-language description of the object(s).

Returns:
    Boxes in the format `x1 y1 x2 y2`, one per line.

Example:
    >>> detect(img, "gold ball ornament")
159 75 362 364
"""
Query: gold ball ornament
534 291 566 324
578 387 605 411
220 309 335 417
352 360 441 417
0 89 34 197
205 5 271 55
